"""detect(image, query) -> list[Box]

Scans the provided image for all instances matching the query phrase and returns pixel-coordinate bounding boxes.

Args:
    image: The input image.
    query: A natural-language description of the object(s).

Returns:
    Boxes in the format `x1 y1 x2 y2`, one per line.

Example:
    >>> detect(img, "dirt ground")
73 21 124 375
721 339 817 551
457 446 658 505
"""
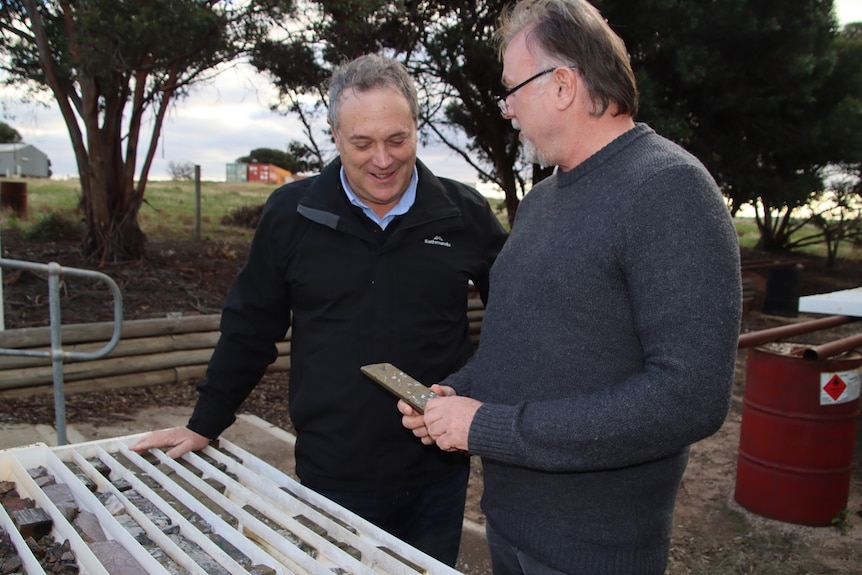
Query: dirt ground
2 230 862 574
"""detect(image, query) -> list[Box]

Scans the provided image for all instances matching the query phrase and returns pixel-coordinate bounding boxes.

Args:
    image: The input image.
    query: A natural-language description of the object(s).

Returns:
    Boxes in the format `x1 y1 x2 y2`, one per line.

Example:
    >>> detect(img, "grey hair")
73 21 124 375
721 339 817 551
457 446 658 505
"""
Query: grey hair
495 0 638 117
327 54 420 130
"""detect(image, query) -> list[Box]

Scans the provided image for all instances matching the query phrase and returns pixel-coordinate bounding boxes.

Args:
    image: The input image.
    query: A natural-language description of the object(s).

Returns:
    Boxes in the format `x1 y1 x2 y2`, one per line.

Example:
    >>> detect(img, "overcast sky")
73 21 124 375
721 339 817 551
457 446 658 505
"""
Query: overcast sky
3 0 862 185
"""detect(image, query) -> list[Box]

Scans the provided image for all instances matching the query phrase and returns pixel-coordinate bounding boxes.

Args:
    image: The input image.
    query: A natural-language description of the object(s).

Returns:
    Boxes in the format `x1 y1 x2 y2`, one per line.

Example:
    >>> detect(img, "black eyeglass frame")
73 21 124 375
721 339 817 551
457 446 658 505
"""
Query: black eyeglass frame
496 65 577 115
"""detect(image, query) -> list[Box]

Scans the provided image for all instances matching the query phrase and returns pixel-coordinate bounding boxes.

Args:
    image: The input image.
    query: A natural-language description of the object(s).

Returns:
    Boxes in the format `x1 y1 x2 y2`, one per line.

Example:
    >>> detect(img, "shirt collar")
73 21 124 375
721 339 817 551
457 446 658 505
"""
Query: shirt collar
340 166 418 230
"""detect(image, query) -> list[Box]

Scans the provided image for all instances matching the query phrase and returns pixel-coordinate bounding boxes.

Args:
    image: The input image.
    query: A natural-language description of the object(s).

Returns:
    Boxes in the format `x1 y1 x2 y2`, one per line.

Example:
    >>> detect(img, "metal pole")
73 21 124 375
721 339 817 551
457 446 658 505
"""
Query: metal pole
194 164 201 240
0 258 123 445
47 263 68 445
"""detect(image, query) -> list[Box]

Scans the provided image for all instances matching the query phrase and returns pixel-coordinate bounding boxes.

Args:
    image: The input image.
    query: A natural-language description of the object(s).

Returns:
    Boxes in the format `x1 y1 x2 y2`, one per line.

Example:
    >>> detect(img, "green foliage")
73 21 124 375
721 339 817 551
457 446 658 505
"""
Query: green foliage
0 0 294 261
0 122 22 144
221 205 264 229
250 0 523 224
22 212 84 241
831 507 850 534
735 218 762 250
5 1 857 256
236 146 314 174
602 1 862 251
251 1 862 238
724 508 749 535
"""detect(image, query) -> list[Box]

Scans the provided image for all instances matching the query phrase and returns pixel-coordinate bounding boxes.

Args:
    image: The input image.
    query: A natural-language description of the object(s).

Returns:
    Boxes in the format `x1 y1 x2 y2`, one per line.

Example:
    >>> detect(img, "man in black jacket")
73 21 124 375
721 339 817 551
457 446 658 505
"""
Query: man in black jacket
131 53 507 566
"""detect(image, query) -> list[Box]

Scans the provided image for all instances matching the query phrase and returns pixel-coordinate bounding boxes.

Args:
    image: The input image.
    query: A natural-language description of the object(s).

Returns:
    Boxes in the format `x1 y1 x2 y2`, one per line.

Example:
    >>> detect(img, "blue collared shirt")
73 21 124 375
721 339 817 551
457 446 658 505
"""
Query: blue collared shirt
340 166 418 230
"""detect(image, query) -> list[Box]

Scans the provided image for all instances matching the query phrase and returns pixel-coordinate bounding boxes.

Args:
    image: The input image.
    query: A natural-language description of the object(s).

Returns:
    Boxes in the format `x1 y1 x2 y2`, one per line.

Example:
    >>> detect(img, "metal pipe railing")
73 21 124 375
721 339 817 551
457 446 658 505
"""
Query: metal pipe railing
0 258 123 444
737 315 856 350
802 332 862 361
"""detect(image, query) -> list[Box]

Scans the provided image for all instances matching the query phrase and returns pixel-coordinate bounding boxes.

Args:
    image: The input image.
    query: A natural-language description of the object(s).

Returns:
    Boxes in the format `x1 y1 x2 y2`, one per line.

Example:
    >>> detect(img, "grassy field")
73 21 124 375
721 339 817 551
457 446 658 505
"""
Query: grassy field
1 176 860 261
733 213 861 260
0 177 277 243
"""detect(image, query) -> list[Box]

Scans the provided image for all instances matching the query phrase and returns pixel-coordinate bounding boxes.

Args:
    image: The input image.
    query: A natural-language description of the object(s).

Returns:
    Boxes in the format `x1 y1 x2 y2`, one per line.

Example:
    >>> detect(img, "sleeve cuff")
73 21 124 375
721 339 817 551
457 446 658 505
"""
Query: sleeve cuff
468 403 520 459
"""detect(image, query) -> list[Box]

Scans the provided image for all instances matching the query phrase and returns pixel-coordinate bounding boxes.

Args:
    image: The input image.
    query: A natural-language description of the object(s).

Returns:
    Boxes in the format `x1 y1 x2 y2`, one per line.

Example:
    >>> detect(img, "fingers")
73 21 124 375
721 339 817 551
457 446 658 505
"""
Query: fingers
165 439 198 460
430 384 456 397
398 400 435 444
424 417 455 451
434 436 461 452
412 397 448 444
129 427 210 459
129 429 170 453
397 399 416 416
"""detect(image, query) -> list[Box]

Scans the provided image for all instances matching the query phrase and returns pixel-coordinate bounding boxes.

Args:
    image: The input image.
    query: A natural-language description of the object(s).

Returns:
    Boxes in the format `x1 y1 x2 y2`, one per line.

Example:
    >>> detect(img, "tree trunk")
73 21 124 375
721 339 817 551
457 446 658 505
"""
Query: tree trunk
82 209 147 263
77 173 148 263
77 83 148 263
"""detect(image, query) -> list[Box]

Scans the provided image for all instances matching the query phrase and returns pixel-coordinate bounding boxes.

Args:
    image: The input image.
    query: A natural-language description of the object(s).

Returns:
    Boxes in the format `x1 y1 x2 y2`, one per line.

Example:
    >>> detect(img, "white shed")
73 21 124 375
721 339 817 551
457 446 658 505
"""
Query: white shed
0 143 51 177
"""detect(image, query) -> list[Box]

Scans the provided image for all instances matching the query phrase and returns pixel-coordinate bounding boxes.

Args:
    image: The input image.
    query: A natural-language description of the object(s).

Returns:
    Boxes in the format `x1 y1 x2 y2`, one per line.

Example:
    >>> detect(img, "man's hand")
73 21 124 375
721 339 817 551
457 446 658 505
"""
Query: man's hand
423 395 481 452
129 427 211 459
399 384 454 445
399 384 481 452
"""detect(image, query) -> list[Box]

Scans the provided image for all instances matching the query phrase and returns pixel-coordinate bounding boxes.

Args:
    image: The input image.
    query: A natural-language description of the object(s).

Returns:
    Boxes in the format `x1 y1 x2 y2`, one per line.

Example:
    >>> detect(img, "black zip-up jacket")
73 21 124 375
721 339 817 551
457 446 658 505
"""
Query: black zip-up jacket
189 158 507 492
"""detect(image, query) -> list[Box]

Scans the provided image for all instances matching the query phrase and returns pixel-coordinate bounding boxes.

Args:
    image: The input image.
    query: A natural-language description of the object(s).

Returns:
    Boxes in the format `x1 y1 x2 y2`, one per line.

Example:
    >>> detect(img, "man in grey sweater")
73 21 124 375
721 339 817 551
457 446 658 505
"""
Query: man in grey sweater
400 1 742 573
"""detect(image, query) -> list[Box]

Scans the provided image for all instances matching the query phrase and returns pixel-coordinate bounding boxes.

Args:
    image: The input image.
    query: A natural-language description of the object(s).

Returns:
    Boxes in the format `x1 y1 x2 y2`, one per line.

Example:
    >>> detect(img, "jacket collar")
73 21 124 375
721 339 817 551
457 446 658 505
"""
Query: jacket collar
298 157 462 233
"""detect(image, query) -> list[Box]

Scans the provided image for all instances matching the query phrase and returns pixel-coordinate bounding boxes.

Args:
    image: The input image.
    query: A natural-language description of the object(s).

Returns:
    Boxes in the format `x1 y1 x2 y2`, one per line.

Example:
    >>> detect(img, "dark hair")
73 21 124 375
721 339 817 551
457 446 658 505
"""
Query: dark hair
328 54 419 129
495 0 638 117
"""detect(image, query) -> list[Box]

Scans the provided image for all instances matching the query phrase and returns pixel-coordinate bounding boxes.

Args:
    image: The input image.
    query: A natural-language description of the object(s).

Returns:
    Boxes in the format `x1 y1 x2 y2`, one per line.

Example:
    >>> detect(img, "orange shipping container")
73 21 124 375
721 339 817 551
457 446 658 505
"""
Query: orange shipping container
274 165 293 184
247 163 294 184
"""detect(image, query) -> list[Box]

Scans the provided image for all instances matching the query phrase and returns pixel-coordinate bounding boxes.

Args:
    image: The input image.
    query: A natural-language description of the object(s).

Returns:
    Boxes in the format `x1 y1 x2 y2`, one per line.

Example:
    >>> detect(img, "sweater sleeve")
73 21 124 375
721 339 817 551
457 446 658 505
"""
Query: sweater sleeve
441 355 475 397
467 162 741 472
188 195 293 439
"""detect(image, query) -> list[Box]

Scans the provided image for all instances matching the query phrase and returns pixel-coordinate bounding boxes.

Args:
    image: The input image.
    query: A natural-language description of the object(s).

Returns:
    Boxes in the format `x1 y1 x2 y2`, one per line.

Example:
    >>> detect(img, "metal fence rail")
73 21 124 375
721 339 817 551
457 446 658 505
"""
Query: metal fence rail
0 258 123 444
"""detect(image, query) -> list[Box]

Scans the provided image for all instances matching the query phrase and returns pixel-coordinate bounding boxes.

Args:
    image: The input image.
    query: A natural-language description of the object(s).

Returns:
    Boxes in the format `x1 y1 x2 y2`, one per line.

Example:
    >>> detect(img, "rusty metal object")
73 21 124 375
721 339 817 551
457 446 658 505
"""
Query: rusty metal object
737 315 856 350
802 332 862 360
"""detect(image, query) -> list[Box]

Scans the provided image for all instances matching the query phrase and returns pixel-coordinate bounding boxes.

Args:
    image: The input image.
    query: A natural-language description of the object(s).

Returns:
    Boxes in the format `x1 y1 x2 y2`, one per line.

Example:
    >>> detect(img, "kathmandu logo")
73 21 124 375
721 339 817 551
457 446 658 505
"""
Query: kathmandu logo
424 235 451 248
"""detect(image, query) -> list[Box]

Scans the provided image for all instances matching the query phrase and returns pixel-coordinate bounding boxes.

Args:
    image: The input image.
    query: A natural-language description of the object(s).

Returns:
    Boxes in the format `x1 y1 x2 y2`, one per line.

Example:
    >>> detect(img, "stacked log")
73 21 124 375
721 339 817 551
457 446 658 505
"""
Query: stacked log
0 314 288 397
0 299 486 396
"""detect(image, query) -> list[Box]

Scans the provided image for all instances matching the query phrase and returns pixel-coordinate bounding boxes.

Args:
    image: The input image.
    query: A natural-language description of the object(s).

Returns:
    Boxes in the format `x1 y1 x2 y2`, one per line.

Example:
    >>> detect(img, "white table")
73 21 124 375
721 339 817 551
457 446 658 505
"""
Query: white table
798 287 862 317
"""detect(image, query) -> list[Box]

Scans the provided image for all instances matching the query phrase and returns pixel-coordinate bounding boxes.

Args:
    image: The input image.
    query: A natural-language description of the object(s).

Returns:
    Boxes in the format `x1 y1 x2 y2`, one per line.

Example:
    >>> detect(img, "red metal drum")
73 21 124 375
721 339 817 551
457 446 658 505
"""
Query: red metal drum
0 181 27 216
735 343 862 526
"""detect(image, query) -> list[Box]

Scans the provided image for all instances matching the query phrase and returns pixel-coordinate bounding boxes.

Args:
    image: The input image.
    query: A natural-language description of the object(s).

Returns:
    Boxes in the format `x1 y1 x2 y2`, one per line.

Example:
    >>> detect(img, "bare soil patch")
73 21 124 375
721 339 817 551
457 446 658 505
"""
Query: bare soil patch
2 230 862 574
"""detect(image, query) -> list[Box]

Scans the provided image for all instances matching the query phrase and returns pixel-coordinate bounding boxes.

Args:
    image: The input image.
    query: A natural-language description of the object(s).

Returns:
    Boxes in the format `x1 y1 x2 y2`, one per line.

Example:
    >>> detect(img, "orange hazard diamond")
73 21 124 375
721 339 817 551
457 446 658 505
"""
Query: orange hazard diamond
823 374 848 401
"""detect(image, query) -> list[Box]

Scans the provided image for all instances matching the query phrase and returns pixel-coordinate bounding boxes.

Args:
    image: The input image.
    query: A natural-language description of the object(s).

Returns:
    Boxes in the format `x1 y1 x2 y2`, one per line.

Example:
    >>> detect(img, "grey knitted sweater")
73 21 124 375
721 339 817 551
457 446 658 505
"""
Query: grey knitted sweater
444 124 741 574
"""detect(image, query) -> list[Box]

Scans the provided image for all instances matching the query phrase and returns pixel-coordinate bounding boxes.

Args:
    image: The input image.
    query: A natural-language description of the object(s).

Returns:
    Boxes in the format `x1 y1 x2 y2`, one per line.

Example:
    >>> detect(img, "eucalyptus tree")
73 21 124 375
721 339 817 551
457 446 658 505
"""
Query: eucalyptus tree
599 0 862 250
237 145 314 174
251 0 526 226
252 0 862 244
0 121 22 143
820 22 862 185
0 0 293 261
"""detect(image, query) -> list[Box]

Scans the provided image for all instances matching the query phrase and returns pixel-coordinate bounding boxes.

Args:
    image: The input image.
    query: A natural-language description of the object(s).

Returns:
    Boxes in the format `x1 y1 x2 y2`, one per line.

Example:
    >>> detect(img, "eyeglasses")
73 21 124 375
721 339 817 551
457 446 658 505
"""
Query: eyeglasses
496 66 577 115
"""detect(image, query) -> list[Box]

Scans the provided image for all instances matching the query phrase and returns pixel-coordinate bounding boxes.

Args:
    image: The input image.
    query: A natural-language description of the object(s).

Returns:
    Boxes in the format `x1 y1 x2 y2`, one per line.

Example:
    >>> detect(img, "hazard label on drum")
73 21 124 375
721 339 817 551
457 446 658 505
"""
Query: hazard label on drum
820 367 862 405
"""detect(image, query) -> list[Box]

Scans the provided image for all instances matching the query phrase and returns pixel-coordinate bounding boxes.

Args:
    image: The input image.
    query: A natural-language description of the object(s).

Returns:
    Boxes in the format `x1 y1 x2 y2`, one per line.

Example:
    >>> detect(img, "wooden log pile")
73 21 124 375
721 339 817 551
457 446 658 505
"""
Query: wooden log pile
0 299 486 396
0 314 288 397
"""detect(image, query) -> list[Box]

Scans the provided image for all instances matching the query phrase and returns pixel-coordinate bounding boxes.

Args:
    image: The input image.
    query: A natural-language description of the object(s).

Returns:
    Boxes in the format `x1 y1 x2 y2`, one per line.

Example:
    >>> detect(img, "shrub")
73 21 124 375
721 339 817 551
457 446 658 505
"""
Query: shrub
22 212 85 241
221 204 264 229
